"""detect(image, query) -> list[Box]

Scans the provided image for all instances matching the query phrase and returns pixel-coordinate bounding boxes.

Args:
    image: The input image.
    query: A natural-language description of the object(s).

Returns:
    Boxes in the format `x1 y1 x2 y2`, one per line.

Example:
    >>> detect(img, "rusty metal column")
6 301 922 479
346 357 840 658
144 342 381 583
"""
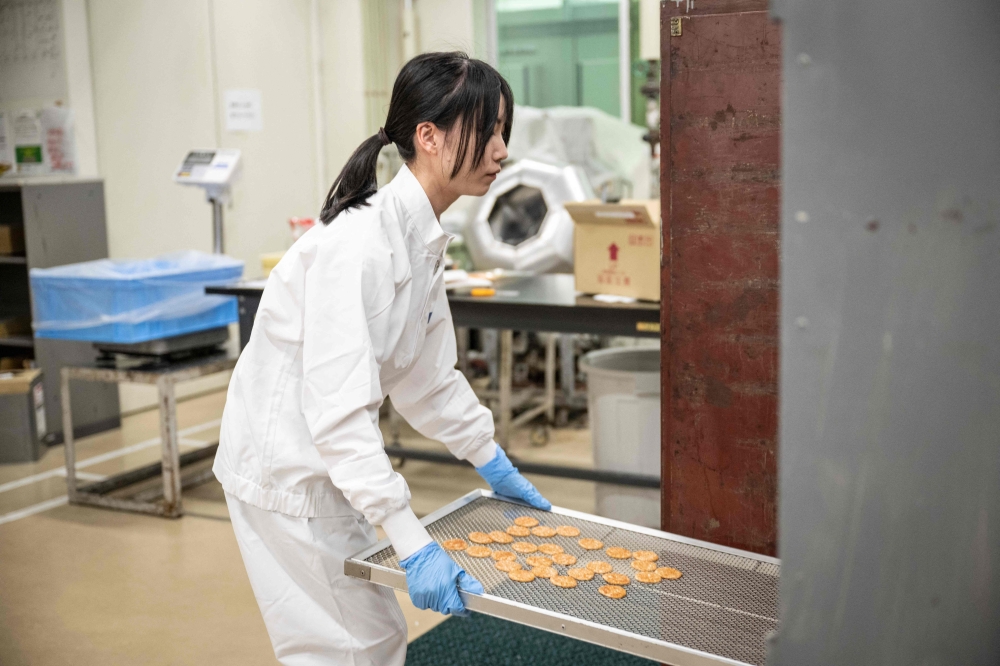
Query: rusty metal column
660 0 781 556
60 369 79 503
544 333 556 423
157 376 182 517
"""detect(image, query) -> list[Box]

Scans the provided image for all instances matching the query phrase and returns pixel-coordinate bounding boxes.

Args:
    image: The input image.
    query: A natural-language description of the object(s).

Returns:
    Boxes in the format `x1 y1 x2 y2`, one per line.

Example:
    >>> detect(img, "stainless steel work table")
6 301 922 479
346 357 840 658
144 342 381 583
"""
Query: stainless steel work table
346 489 780 666
206 275 662 488
207 274 661 347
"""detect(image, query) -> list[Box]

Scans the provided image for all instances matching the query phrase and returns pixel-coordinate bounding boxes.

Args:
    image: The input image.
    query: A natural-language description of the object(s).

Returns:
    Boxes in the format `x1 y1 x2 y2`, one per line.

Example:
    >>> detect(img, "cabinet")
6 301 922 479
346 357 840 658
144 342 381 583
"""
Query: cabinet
0 179 120 443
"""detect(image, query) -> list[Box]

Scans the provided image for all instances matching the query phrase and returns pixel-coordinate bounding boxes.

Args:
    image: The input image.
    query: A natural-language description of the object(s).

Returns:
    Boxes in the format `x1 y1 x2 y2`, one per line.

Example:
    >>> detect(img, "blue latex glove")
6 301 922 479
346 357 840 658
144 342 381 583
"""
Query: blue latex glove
475 446 552 511
399 542 483 617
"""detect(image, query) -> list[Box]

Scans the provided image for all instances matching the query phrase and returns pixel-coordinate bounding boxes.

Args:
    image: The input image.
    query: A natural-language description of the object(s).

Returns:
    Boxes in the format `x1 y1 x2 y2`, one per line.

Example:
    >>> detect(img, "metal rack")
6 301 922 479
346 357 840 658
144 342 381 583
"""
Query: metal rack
61 351 237 517
346 490 779 665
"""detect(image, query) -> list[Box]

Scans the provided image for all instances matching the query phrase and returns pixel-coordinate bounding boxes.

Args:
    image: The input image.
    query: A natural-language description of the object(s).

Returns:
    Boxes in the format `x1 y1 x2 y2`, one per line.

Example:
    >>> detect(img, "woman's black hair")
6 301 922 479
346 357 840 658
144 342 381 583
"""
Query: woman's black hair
319 51 514 224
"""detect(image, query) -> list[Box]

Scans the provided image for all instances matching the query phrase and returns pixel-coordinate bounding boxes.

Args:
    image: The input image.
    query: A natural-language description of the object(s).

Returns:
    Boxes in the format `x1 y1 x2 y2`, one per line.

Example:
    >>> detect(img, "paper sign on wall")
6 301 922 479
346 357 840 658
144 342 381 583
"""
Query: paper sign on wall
40 106 75 174
12 110 45 175
224 89 263 132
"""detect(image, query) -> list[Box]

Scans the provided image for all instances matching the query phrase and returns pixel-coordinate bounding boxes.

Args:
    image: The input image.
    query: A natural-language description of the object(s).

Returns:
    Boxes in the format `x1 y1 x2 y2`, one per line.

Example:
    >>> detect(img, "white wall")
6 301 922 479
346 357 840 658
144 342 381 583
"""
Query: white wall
88 0 220 259
211 0 321 264
87 0 227 412
320 0 367 185
416 0 475 54
88 0 331 412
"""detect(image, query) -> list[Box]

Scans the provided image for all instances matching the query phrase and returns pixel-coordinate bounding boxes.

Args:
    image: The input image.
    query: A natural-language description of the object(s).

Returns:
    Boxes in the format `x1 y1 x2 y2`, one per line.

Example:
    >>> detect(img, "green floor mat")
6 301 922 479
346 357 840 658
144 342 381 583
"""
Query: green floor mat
405 613 657 666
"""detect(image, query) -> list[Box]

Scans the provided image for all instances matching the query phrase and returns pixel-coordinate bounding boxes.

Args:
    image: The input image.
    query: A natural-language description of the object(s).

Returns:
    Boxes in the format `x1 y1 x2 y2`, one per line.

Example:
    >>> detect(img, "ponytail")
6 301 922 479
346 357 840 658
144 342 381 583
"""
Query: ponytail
319 130 391 224
319 51 513 225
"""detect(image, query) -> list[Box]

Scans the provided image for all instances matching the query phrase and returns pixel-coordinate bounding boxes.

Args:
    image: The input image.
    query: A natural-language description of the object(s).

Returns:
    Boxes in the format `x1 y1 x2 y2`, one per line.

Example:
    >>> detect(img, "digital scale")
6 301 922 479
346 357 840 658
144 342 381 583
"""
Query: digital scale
91 149 244 361
173 149 242 254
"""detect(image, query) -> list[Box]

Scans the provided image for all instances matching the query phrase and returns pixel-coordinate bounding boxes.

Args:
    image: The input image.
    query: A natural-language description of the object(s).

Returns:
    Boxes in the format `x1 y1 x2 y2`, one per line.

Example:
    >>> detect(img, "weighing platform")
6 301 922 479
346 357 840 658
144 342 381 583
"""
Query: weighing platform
346 490 779 666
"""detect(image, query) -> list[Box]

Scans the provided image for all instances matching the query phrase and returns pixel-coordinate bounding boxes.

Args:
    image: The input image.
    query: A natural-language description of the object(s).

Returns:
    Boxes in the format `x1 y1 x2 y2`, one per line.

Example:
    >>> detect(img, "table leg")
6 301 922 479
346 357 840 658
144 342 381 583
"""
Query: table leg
61 369 78 503
456 326 469 378
387 399 402 447
498 329 512 449
544 333 556 423
559 334 575 400
157 377 182 517
483 329 499 389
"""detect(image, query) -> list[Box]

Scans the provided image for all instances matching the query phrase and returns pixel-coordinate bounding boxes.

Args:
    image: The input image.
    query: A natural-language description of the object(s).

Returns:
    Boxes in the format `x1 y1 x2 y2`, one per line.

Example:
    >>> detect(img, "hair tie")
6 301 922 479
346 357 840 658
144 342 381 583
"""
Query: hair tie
377 127 391 146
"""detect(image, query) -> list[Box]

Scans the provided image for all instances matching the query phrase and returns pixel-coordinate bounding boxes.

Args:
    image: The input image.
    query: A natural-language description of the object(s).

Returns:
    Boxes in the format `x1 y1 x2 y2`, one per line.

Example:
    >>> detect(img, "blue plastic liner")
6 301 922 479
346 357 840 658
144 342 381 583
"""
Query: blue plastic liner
30 251 244 343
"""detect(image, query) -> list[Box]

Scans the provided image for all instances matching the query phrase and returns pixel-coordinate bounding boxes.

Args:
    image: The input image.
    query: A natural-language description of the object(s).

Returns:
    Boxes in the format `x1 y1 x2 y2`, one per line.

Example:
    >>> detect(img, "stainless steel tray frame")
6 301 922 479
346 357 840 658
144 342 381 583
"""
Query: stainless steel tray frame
345 489 779 666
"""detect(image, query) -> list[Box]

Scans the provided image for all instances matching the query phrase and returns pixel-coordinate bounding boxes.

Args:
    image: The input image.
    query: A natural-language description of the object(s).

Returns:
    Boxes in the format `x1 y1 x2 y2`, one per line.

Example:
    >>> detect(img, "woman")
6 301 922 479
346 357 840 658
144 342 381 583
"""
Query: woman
213 52 551 665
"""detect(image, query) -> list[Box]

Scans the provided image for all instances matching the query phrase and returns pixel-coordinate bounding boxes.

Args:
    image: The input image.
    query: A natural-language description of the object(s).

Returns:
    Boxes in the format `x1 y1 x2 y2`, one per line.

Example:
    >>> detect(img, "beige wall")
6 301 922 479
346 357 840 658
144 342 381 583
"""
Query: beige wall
88 0 220 259
88 0 323 266
416 0 475 54
320 0 367 186
88 0 481 273
88 0 333 411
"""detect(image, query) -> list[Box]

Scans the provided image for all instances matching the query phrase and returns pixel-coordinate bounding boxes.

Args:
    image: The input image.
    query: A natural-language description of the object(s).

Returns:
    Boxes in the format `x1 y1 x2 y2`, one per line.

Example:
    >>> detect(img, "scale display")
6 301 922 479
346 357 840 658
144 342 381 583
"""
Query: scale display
173 149 241 187
173 148 242 253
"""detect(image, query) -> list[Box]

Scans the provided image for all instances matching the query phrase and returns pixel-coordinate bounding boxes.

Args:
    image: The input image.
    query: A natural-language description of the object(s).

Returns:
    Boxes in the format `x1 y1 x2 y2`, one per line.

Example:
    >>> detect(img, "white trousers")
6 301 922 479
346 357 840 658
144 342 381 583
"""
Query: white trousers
226 492 408 666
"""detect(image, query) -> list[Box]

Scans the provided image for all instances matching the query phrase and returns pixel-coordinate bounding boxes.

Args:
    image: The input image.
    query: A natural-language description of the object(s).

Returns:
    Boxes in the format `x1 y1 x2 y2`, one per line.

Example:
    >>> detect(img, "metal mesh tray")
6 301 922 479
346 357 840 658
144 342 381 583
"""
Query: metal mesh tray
345 490 779 666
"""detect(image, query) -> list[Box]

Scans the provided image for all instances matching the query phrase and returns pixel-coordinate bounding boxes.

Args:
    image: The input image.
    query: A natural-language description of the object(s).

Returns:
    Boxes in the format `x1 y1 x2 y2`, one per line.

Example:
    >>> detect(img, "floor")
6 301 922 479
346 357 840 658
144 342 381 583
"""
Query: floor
0 390 596 665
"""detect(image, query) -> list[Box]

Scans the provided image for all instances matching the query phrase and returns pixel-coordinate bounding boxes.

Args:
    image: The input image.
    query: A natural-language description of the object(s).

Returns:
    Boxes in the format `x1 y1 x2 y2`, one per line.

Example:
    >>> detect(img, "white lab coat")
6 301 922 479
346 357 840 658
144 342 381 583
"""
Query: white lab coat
214 164 498 664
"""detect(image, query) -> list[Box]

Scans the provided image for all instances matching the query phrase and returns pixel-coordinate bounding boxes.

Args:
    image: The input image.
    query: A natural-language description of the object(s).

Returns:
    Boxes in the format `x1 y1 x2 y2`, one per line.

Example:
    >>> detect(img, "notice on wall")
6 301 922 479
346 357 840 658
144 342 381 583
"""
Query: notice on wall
12 109 44 175
224 89 263 132
0 106 75 177
40 105 74 173
0 0 67 102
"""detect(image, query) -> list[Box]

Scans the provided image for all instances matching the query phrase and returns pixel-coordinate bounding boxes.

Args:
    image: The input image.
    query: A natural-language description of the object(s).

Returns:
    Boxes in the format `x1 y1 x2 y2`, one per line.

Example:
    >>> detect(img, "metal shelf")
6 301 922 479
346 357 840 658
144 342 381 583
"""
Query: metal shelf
0 335 34 348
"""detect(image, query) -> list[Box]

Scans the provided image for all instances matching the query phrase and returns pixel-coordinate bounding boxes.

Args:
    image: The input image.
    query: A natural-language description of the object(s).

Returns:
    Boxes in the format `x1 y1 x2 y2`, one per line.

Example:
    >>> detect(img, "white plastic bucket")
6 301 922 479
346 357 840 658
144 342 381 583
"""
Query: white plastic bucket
579 347 660 528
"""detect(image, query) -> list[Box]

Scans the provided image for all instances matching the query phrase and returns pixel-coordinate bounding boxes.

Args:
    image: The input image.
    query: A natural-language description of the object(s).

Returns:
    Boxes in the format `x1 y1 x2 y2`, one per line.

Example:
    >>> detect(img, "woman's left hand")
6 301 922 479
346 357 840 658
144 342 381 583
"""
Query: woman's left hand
475 447 551 510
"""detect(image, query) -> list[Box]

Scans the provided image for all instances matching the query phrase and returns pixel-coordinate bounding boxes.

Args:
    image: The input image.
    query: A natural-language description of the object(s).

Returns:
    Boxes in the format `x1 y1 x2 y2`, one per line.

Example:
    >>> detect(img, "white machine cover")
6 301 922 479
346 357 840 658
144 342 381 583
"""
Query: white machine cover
458 105 649 272
214 164 497 561
507 105 651 199
463 158 592 273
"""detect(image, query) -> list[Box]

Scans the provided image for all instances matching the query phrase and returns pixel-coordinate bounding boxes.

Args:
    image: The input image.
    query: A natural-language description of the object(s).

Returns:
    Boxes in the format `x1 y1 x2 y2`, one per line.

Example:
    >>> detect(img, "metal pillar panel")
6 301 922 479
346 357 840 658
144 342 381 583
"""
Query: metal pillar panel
660 4 781 556
770 0 1000 664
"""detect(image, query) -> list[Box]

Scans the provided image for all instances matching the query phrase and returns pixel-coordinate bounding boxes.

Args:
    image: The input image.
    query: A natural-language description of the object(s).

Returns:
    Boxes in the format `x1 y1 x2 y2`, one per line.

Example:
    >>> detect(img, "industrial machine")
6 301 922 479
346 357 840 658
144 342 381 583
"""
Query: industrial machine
463 159 592 273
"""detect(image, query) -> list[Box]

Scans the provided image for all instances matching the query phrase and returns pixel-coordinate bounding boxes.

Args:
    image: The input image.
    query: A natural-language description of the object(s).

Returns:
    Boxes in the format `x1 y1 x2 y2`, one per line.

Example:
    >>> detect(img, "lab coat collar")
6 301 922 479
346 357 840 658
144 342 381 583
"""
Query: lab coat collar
389 164 451 255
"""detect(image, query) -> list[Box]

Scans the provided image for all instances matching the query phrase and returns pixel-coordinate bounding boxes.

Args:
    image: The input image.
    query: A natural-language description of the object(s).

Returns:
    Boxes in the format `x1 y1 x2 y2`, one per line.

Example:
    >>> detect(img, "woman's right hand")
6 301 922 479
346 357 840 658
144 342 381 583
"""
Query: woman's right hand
398 542 483 617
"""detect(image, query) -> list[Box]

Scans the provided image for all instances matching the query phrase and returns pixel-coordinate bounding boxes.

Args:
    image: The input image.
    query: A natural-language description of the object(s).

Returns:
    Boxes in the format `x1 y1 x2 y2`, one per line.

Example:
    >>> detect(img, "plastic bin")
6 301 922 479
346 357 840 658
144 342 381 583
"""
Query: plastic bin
30 251 244 344
579 347 660 528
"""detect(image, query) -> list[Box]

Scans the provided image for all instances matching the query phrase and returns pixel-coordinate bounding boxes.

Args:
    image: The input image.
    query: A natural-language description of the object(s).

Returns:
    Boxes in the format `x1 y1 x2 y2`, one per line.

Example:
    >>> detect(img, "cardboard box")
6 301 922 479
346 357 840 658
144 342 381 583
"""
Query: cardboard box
566 199 661 302
0 225 26 255
0 357 31 371
0 316 31 338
